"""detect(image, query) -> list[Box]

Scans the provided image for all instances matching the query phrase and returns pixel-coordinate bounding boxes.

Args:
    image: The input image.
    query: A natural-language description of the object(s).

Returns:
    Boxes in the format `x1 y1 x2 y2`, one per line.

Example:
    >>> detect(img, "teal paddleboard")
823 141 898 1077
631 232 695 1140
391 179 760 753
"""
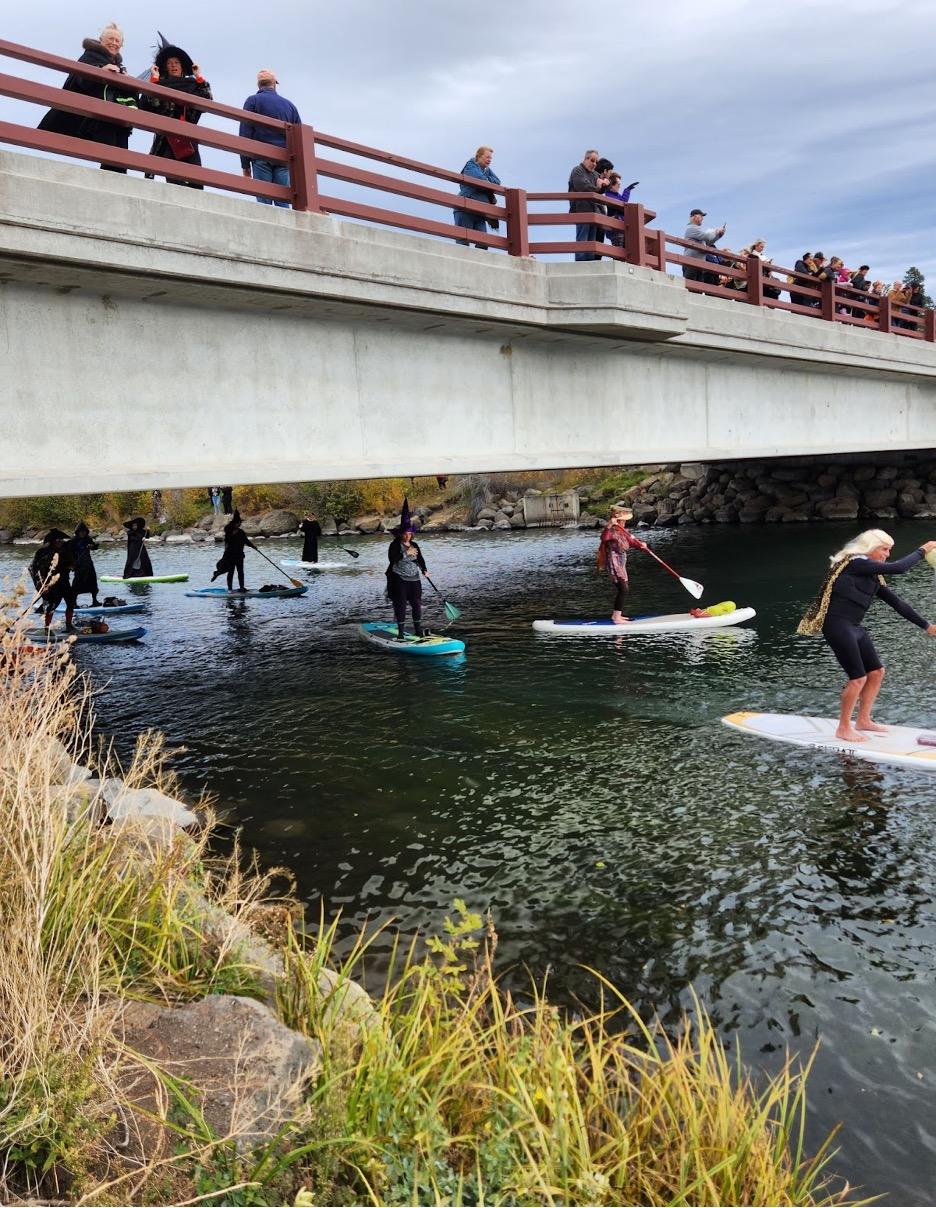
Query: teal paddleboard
186 586 308 599
100 574 188 584
358 622 465 656
56 602 145 616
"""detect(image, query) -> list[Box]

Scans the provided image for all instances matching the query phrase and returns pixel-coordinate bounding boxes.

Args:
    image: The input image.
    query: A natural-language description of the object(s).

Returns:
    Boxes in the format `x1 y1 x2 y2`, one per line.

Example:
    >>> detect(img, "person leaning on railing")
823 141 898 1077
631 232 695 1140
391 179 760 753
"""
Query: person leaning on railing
568 150 610 262
37 23 138 173
453 146 501 250
139 43 211 190
602 172 639 248
238 68 301 208
681 208 725 284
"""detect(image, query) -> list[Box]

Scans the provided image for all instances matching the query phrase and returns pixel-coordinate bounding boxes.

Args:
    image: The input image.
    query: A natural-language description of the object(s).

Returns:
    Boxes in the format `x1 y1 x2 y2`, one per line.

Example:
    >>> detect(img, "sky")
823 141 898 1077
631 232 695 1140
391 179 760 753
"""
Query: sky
3 0 936 284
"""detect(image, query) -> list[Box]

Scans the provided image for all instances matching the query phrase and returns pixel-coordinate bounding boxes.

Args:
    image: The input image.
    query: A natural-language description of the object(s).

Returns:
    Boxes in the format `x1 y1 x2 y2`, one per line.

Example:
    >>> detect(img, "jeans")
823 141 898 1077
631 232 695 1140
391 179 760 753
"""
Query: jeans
453 210 488 248
251 158 291 208
574 221 600 261
211 497 222 514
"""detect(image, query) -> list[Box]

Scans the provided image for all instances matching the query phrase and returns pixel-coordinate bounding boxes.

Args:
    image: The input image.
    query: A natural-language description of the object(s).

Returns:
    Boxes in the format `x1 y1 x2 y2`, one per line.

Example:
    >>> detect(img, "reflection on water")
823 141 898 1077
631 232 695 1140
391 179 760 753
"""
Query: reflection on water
3 519 936 1204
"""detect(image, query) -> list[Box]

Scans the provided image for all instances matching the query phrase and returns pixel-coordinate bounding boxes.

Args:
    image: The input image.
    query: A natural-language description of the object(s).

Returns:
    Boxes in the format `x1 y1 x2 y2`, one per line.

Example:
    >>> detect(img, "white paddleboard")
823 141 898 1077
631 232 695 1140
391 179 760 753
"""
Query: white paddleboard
533 607 756 635
722 711 936 774
280 559 350 571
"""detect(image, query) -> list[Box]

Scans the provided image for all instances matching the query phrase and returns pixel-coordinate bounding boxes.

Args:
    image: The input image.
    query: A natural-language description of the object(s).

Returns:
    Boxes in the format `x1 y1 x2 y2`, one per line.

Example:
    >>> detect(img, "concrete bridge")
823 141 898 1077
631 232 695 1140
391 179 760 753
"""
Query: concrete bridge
2 148 936 498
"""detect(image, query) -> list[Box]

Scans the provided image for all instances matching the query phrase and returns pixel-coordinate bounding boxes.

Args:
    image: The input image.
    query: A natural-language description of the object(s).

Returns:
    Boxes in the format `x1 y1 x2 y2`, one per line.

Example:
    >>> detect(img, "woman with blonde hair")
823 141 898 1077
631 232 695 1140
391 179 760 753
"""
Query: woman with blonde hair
596 504 648 624
798 529 936 741
453 145 501 249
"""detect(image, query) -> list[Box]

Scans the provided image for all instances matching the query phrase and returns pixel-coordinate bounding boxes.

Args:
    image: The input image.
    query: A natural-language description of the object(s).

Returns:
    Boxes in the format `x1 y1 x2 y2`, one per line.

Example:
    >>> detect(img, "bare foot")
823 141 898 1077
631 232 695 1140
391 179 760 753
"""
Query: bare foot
855 719 888 733
835 727 868 743
611 615 631 625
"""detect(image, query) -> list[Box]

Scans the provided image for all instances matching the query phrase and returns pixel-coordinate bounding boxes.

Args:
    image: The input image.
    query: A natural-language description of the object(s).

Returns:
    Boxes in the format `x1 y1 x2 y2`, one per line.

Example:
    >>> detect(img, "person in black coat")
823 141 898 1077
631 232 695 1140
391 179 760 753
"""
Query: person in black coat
211 511 256 591
30 530 78 631
139 43 212 188
69 522 101 605
299 514 322 564
122 517 153 579
386 522 428 639
38 25 137 172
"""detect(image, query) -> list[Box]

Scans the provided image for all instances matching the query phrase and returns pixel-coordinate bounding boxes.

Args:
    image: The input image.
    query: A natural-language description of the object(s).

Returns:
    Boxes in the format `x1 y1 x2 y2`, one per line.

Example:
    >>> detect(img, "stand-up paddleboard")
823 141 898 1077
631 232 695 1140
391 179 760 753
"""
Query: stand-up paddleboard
185 585 308 599
26 626 147 644
533 607 756 636
358 622 465 656
280 559 350 571
56 602 145 616
722 711 936 774
101 574 189 585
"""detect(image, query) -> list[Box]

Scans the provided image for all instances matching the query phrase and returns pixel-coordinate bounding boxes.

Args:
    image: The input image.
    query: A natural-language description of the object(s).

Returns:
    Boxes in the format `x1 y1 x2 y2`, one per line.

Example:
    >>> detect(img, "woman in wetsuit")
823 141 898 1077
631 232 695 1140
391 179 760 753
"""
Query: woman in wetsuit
386 522 428 639
211 511 256 591
596 505 648 624
798 529 936 742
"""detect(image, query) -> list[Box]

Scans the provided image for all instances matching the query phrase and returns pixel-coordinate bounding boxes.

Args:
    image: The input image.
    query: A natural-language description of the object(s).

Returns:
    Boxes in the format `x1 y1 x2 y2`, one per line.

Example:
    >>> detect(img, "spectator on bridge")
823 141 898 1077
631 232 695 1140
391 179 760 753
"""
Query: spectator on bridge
568 150 610 262
788 252 818 308
239 69 300 208
888 280 912 329
453 146 501 249
739 239 782 300
603 172 639 249
681 209 725 283
848 265 871 319
38 24 138 173
140 42 212 189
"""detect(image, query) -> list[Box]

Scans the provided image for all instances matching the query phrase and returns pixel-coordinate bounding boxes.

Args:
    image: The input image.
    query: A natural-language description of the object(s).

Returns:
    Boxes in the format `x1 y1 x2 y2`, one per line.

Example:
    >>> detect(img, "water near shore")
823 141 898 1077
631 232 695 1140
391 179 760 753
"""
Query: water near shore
3 521 935 1204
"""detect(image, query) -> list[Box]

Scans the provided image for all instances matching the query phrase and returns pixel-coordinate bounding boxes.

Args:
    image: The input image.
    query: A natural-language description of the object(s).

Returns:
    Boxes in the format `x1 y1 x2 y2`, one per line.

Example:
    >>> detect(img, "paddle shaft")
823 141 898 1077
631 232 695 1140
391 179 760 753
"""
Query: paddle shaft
250 543 303 588
637 544 704 596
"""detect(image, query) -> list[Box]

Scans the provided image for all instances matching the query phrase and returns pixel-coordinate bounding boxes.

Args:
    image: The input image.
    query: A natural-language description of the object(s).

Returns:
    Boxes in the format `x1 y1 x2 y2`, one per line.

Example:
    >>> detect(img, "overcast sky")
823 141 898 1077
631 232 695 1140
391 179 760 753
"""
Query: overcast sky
3 0 935 282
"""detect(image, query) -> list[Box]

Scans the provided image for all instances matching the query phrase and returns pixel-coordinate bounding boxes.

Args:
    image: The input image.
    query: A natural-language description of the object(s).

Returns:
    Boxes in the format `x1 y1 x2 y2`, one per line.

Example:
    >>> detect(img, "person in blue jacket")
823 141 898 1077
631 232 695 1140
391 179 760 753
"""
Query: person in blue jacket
798 529 936 742
239 68 301 207
453 146 501 248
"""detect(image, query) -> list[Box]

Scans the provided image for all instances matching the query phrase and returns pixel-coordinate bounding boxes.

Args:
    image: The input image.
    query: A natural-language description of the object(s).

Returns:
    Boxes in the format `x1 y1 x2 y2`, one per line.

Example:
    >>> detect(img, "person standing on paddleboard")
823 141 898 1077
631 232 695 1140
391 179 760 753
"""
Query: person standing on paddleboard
597 505 648 624
30 530 78 632
386 500 428 640
122 517 153 579
299 513 322 564
211 511 257 592
798 529 936 743
69 522 101 607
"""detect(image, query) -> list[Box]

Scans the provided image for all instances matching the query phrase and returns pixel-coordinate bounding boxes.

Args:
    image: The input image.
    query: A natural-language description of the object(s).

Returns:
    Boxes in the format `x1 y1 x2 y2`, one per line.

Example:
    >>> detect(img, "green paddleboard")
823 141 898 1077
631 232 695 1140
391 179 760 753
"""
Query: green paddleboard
100 574 189 584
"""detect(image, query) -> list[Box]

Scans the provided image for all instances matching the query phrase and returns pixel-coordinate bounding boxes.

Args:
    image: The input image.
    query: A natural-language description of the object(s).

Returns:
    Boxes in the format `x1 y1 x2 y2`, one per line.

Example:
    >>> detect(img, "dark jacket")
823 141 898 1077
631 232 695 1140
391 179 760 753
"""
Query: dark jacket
826 550 928 627
215 525 253 573
568 163 603 214
69 533 99 594
38 38 137 148
139 64 212 163
30 543 74 593
123 526 153 578
238 86 301 168
385 538 426 594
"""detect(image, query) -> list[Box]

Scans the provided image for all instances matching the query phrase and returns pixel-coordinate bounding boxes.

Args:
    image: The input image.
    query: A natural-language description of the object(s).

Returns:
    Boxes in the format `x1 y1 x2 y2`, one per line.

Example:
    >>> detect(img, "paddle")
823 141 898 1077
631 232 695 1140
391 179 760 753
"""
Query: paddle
338 545 360 559
249 543 303 588
635 541 704 599
424 574 461 621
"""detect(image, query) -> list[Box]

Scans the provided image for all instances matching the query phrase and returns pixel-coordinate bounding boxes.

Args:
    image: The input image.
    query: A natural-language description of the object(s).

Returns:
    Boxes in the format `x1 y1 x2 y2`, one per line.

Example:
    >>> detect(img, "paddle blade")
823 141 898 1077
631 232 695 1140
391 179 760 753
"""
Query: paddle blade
343 548 361 559
680 577 704 599
443 600 461 621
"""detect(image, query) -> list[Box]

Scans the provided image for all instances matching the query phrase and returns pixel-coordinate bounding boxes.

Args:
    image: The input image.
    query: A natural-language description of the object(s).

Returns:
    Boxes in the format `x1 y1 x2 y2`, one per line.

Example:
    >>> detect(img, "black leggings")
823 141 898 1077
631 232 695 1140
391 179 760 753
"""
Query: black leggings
226 556 245 591
822 618 883 680
612 580 628 612
390 577 422 627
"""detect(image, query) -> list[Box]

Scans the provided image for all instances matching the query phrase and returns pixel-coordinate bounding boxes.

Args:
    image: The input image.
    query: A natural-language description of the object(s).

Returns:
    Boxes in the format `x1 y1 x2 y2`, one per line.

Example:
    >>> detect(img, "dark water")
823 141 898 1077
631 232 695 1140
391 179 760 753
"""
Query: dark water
4 521 936 1204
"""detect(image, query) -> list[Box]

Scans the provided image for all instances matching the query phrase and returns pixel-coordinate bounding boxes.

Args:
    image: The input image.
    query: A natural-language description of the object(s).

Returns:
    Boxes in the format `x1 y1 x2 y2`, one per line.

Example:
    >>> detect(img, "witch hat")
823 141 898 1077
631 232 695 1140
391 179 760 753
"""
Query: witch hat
399 496 414 533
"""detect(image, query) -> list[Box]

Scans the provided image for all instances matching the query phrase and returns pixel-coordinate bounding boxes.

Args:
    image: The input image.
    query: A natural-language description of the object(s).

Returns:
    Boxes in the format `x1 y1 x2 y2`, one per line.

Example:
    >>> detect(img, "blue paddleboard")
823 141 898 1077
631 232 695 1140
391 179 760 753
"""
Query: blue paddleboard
358 622 465 656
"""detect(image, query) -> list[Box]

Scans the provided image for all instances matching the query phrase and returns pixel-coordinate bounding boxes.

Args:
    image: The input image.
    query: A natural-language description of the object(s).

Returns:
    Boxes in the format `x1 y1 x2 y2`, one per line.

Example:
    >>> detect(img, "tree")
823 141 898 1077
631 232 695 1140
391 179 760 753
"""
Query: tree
903 266 933 307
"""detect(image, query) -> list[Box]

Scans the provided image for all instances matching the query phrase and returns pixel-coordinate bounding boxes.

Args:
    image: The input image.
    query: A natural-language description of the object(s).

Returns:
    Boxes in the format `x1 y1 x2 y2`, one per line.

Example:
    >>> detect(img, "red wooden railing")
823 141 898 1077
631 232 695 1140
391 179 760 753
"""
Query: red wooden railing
0 36 932 342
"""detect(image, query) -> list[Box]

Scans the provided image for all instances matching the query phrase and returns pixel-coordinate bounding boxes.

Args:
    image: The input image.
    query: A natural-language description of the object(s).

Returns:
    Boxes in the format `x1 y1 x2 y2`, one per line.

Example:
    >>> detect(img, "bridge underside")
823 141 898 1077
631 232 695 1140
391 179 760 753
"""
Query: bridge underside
2 150 936 497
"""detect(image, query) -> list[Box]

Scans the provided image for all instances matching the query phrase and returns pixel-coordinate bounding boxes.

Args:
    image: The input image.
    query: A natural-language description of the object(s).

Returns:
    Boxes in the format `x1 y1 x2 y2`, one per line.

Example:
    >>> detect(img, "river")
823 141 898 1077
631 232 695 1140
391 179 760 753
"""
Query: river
3 519 935 1204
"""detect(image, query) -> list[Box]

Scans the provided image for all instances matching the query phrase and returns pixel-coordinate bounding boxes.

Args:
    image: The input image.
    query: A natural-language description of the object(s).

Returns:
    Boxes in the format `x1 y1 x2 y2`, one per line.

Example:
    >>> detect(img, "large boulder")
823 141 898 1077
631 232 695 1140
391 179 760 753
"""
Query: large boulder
240 515 263 537
863 489 897 511
101 779 198 829
258 510 299 538
355 515 383 534
476 507 497 522
119 995 321 1155
816 498 859 520
0 528 14 544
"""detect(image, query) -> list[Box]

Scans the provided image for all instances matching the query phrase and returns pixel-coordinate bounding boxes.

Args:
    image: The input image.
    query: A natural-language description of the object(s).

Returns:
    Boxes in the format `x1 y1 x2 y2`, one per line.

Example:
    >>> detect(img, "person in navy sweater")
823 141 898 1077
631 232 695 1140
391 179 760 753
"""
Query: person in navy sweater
239 69 301 207
453 146 501 248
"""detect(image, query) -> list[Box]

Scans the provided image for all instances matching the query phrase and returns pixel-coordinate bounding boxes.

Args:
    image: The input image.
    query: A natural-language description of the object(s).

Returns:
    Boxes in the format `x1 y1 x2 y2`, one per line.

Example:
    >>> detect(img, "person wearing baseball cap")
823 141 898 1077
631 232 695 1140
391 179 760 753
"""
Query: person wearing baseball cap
239 68 302 207
682 208 726 283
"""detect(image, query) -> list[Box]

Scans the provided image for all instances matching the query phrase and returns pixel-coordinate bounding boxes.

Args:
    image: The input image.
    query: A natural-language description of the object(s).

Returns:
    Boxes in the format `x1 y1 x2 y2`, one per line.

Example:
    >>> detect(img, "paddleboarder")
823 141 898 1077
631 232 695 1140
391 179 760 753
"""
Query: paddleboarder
798 529 936 742
30 530 78 631
211 510 257 591
122 517 153 579
69 522 101 606
386 500 428 640
299 513 322 564
596 505 649 624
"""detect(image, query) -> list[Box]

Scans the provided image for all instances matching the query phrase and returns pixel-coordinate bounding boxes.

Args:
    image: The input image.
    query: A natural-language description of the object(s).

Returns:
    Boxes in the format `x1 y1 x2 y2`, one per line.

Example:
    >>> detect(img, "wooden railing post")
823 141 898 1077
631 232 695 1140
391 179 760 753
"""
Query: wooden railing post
745 254 764 306
621 203 648 267
878 294 892 334
286 123 320 212
820 275 836 322
505 187 529 257
647 228 667 272
924 308 936 342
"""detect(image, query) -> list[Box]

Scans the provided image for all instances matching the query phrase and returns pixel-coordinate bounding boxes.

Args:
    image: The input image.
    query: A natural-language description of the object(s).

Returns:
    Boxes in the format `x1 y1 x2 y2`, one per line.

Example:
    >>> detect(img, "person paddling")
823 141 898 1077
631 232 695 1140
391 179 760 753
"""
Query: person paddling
797 529 936 742
122 517 153 579
386 501 428 640
597 505 648 624
211 510 257 591
70 522 101 606
299 513 322 564
30 530 78 632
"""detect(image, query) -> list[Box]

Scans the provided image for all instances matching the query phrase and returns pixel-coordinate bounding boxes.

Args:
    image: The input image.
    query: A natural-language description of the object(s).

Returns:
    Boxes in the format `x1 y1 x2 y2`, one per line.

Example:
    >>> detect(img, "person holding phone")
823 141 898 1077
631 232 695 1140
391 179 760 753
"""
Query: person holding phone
682 208 726 283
